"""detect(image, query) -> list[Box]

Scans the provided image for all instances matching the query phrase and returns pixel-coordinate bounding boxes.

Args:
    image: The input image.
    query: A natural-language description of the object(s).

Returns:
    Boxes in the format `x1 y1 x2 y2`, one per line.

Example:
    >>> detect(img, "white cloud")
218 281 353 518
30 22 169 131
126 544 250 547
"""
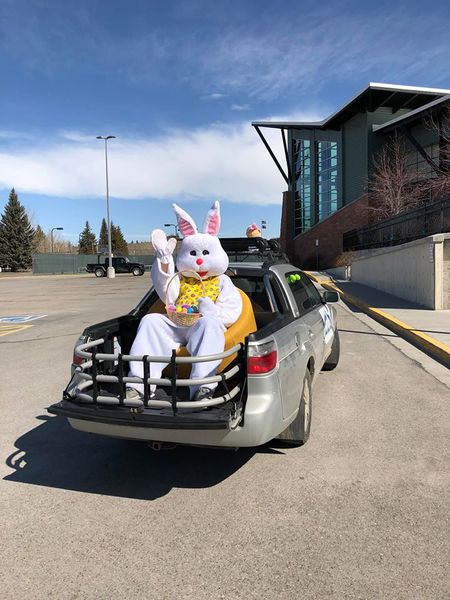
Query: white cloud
231 103 250 111
59 130 98 143
0 111 323 205
0 130 35 141
202 92 227 100
187 9 450 100
1 3 449 102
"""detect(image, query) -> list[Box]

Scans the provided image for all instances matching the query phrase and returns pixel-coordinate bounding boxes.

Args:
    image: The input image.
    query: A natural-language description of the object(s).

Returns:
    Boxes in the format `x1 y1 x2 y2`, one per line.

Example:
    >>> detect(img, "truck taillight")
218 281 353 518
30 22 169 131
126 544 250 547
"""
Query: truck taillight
247 340 277 375
73 353 84 366
72 336 87 366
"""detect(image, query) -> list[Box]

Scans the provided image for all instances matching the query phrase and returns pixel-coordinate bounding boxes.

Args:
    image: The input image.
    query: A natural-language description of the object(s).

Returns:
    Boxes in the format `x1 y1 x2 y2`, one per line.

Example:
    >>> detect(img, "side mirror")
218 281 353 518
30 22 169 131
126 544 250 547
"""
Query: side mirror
322 290 339 303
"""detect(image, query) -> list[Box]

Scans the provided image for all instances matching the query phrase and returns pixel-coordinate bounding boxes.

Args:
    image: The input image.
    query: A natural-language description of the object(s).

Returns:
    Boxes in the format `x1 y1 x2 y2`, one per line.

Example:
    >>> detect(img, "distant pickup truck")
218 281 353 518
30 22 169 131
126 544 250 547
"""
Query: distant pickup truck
86 256 145 277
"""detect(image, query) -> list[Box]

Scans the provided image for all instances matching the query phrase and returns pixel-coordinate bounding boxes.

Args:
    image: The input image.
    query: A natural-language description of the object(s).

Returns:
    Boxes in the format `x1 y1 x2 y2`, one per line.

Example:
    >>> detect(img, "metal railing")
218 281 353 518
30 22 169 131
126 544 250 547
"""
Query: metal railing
68 338 244 415
343 197 450 251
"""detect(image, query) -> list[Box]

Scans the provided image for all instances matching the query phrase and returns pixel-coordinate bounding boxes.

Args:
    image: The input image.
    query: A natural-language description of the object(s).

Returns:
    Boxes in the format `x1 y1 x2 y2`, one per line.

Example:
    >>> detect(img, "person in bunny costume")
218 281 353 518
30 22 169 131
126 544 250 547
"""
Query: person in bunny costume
127 201 242 401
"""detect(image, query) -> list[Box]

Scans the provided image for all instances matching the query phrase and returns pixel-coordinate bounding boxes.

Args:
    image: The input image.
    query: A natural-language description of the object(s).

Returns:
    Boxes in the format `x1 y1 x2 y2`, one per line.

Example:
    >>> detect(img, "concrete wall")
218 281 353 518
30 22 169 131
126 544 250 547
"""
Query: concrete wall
351 234 450 309
326 266 351 281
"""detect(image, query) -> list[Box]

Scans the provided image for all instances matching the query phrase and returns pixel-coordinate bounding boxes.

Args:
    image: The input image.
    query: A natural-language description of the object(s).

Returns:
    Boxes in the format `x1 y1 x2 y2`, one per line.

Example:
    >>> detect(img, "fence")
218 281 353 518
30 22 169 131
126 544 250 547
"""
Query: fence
32 254 155 275
343 197 450 252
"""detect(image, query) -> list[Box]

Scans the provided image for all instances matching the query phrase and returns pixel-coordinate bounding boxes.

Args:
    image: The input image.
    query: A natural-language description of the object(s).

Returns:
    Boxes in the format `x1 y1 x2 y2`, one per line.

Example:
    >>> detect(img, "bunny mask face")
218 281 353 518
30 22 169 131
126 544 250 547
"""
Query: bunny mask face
173 201 229 279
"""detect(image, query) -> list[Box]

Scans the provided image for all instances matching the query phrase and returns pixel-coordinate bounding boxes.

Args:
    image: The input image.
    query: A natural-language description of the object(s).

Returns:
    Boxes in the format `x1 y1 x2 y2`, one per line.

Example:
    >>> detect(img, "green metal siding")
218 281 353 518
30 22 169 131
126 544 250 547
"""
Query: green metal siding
408 122 439 148
342 113 368 205
367 107 421 170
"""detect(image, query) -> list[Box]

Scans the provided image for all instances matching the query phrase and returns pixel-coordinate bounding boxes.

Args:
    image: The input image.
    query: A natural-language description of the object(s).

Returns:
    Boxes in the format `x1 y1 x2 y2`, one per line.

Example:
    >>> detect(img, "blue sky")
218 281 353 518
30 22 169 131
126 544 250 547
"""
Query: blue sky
0 0 450 242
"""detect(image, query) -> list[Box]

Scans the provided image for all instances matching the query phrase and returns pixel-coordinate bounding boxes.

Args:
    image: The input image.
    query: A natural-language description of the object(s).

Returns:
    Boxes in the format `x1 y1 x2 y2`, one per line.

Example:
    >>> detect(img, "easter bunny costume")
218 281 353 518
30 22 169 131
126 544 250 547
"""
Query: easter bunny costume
128 202 242 400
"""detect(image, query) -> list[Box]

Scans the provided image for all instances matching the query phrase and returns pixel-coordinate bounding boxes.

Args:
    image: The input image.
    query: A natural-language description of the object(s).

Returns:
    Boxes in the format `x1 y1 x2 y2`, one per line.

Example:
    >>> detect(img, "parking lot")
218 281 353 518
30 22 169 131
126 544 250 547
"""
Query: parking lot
1 274 449 599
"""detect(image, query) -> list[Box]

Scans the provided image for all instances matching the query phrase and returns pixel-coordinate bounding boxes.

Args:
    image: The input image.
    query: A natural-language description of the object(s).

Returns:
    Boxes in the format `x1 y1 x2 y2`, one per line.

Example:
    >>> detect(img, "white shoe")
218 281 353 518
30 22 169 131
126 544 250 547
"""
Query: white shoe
125 387 155 405
193 387 214 402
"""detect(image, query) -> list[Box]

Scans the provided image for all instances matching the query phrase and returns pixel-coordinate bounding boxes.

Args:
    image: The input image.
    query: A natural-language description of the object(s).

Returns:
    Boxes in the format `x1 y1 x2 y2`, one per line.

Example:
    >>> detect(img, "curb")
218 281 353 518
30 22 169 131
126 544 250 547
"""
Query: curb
305 272 450 368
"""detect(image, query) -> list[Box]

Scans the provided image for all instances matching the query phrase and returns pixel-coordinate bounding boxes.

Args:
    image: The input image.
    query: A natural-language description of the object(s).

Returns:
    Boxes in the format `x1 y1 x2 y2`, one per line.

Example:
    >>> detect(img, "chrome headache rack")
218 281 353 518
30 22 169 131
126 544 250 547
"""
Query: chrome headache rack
67 338 245 415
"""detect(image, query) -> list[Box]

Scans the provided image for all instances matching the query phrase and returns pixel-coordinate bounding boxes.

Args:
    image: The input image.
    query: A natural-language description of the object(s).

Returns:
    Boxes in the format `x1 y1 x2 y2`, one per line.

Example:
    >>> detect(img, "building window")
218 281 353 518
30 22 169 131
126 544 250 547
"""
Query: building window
293 139 311 236
406 143 439 182
317 141 338 221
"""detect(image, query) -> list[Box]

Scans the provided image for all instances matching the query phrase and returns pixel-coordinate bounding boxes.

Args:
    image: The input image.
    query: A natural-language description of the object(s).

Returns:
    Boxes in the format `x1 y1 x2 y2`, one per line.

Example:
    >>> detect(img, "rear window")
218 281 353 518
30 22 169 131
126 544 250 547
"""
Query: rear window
232 276 272 312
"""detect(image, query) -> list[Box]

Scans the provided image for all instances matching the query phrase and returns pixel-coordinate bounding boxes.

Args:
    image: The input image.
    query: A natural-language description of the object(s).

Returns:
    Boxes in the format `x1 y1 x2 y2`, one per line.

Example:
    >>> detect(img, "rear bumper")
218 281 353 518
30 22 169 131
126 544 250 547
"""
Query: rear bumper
48 400 233 430
49 376 289 448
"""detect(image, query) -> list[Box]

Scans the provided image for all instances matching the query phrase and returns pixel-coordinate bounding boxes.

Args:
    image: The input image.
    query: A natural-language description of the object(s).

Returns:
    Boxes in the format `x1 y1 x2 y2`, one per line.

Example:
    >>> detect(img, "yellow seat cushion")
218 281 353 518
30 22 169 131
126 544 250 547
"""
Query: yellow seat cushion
148 289 256 378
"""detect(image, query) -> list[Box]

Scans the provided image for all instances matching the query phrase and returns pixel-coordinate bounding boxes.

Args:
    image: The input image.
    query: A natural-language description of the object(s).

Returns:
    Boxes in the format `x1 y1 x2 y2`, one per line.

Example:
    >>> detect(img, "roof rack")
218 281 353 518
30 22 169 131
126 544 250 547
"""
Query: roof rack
220 237 288 265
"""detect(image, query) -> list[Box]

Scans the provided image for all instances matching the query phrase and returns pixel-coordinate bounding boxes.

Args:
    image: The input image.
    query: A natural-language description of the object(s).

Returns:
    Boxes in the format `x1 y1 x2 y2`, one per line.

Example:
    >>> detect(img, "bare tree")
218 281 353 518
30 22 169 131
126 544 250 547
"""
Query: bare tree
368 132 425 220
425 101 450 198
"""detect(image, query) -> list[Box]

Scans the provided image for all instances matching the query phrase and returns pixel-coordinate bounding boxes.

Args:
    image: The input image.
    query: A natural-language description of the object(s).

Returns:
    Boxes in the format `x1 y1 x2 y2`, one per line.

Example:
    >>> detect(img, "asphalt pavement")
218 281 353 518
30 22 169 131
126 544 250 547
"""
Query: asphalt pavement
0 274 449 599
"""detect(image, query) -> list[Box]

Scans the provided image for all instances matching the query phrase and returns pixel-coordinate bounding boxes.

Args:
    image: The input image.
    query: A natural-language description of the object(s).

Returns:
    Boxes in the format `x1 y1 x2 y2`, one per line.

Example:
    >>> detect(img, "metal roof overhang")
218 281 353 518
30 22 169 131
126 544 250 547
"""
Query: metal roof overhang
252 83 450 186
253 82 450 132
372 94 450 135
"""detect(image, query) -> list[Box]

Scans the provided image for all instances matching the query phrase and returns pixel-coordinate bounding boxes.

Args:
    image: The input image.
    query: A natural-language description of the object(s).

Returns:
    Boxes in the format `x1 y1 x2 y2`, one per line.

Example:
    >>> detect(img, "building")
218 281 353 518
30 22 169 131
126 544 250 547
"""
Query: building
253 83 450 267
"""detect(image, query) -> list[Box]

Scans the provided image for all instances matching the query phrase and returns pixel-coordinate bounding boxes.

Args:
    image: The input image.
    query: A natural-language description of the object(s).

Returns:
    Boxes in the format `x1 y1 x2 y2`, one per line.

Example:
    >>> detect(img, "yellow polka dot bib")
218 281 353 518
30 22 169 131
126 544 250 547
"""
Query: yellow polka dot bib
177 275 220 306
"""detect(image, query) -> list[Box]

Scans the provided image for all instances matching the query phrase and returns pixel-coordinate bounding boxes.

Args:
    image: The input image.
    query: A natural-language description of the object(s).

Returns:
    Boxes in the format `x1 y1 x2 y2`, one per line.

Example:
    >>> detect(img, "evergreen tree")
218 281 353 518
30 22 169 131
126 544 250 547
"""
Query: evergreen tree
78 221 97 254
110 222 129 255
0 188 35 270
99 218 108 246
33 224 47 253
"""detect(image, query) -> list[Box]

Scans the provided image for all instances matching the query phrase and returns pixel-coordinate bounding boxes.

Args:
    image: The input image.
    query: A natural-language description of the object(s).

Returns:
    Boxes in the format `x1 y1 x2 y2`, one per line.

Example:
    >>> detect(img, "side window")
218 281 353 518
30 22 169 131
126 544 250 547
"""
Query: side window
285 271 320 316
301 274 322 308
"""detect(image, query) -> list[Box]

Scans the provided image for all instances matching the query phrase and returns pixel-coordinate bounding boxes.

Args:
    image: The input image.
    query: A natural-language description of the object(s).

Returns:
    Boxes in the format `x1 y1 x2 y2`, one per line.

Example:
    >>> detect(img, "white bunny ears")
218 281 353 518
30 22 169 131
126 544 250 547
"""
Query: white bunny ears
172 201 221 237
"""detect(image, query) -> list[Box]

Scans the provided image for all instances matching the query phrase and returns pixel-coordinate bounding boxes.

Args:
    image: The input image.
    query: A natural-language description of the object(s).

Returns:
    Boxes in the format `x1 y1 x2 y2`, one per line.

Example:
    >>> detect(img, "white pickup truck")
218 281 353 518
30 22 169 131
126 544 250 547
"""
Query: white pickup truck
49 239 340 448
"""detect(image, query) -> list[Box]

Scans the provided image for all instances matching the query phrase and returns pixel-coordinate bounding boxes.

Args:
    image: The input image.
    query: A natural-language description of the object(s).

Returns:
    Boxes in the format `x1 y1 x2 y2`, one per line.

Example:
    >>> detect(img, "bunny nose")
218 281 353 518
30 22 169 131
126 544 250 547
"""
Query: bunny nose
196 258 204 265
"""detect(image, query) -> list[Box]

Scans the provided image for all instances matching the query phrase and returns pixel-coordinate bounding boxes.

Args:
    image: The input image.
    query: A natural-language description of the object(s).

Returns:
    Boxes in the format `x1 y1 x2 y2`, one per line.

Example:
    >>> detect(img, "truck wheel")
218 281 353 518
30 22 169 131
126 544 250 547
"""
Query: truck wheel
322 330 340 371
95 268 104 278
132 267 143 276
277 369 312 446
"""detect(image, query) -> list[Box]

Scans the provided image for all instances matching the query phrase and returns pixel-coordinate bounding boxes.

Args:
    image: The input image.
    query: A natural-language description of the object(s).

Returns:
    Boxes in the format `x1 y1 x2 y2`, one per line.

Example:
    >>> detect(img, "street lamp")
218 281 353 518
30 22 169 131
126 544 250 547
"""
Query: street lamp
164 223 178 238
96 135 116 279
51 227 64 253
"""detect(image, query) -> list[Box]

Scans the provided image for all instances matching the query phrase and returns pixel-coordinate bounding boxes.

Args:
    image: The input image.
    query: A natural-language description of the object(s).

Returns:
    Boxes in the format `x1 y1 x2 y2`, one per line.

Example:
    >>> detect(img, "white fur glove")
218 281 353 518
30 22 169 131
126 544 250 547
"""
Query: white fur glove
151 229 177 264
198 297 219 317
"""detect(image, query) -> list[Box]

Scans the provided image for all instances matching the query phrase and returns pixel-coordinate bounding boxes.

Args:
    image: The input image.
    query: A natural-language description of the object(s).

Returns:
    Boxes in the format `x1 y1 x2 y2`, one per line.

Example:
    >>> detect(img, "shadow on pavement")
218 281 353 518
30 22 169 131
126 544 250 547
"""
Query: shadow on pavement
4 414 281 501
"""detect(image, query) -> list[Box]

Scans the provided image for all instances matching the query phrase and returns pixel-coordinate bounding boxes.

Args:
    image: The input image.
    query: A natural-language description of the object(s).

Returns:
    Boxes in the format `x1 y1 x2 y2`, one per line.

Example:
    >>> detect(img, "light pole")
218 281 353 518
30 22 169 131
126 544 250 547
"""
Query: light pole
96 135 116 278
164 223 178 238
51 227 63 253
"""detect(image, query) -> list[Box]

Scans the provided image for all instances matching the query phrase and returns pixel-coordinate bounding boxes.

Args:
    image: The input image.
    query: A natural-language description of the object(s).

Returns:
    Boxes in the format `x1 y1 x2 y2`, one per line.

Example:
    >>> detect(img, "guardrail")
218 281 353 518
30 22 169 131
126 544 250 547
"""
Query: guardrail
343 197 450 251
68 338 244 415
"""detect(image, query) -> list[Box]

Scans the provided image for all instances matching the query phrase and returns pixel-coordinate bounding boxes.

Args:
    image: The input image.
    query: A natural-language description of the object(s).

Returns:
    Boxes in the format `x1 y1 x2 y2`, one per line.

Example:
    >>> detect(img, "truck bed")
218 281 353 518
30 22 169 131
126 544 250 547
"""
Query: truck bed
49 383 243 431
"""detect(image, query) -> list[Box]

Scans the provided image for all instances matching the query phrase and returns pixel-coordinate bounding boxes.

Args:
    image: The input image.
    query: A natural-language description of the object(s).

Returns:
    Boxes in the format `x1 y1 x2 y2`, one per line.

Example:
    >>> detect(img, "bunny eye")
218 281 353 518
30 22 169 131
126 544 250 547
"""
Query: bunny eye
202 250 210 255
190 250 197 256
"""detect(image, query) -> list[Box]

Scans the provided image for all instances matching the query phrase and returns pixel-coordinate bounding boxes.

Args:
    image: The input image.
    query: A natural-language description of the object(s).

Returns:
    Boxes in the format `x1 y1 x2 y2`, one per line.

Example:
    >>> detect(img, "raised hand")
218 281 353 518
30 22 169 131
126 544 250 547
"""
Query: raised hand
151 229 177 264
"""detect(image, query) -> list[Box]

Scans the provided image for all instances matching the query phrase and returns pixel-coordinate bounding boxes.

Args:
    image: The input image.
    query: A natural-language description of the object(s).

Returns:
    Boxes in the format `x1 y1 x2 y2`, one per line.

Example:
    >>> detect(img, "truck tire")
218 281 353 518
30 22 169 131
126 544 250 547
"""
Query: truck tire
95 268 105 278
132 267 143 276
277 369 312 446
322 329 340 371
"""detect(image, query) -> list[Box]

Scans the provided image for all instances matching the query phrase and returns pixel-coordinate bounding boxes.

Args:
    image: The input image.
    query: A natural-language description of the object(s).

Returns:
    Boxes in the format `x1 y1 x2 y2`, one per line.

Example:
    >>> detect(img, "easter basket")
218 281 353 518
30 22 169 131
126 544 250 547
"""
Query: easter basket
165 270 204 327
